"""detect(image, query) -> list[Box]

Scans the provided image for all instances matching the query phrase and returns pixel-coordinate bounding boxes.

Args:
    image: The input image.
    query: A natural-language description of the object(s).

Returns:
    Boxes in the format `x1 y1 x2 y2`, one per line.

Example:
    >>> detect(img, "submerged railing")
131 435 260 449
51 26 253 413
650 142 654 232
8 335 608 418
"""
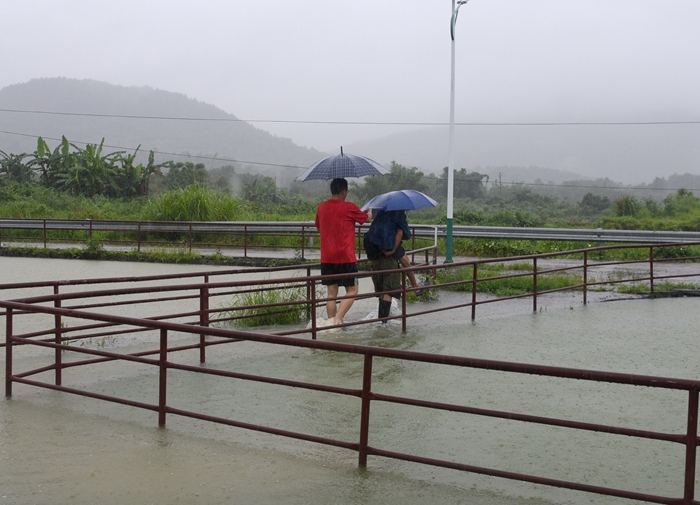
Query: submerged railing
2 242 700 503
2 241 700 339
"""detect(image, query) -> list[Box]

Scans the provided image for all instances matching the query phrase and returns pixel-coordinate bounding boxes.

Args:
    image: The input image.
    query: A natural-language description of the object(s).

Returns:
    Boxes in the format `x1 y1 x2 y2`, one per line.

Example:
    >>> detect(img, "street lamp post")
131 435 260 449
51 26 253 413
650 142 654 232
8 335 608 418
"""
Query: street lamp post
446 0 468 262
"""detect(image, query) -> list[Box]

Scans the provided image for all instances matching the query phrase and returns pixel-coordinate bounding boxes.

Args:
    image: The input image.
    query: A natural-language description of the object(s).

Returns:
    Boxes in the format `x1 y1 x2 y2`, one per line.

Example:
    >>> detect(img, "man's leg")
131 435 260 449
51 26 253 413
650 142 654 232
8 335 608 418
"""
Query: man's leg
378 287 393 322
334 284 358 324
326 284 339 320
399 255 419 288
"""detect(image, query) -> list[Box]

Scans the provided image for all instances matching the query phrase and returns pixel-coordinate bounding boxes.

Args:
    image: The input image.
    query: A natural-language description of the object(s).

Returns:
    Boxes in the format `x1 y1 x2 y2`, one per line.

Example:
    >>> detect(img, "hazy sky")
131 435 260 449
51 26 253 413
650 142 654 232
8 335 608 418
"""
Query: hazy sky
2 0 699 153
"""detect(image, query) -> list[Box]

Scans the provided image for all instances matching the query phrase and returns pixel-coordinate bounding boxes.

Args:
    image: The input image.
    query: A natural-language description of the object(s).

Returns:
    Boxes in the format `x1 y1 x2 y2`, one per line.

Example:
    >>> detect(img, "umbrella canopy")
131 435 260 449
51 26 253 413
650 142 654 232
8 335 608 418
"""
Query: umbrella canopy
296 148 389 181
361 189 438 212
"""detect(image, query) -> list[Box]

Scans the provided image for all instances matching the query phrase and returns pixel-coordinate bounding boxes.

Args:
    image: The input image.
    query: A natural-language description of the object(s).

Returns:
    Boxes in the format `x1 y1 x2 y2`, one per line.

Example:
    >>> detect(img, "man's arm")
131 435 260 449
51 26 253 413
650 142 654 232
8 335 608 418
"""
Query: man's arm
383 228 404 256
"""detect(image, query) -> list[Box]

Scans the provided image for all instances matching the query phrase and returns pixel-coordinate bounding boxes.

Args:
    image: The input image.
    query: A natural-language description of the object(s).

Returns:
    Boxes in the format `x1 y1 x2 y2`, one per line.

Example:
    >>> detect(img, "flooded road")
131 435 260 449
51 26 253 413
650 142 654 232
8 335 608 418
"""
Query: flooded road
1 257 699 505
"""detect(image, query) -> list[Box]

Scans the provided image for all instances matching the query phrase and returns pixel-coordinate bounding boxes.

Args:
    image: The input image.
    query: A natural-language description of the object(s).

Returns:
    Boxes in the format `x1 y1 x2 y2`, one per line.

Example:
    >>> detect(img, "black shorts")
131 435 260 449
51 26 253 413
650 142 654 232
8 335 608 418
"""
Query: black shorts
370 256 402 299
320 263 359 287
392 244 406 262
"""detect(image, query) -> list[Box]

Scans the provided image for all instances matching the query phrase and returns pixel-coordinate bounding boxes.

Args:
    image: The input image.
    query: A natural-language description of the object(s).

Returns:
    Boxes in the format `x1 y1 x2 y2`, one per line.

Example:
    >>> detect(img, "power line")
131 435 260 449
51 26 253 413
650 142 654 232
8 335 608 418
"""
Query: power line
0 130 305 170
1 108 699 127
1 129 698 193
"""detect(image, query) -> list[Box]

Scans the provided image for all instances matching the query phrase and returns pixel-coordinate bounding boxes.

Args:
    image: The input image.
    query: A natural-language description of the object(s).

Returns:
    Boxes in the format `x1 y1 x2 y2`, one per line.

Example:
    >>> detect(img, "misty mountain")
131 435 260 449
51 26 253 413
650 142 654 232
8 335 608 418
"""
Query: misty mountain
3 78 697 190
0 78 323 186
346 120 700 185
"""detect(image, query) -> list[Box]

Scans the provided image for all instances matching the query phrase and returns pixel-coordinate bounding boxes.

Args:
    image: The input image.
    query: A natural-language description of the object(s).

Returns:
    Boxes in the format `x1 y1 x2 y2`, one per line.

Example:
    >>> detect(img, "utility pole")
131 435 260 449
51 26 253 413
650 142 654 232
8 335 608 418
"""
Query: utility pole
446 0 469 262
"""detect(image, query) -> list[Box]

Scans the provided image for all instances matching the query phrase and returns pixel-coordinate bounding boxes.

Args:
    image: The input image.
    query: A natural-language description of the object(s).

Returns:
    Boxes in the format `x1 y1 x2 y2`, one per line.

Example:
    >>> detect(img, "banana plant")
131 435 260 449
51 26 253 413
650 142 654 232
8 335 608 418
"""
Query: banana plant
0 150 33 183
31 136 72 187
112 147 163 197
61 138 122 197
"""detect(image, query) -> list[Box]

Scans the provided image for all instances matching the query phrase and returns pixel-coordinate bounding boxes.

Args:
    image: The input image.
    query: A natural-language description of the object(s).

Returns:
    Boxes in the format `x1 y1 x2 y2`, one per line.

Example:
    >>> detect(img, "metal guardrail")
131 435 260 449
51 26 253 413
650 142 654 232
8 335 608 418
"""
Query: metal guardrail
0 218 442 262
449 225 700 243
3 218 700 245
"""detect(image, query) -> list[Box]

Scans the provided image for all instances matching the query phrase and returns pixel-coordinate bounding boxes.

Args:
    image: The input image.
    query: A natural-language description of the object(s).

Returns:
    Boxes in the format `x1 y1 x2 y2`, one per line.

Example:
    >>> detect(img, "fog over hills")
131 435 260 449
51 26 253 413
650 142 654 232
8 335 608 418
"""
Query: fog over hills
0 78 323 186
346 119 700 186
1 78 698 188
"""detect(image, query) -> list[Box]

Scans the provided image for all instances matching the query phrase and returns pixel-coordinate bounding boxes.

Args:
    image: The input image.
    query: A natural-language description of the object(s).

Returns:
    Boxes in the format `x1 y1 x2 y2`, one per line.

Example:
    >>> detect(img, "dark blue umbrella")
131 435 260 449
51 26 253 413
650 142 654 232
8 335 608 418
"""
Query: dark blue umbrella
296 147 389 181
361 189 438 212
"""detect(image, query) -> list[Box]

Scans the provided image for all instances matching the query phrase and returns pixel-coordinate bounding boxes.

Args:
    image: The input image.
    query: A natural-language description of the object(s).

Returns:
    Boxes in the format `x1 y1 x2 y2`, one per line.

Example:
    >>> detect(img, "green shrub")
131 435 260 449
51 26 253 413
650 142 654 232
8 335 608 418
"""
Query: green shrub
141 184 251 222
224 283 310 327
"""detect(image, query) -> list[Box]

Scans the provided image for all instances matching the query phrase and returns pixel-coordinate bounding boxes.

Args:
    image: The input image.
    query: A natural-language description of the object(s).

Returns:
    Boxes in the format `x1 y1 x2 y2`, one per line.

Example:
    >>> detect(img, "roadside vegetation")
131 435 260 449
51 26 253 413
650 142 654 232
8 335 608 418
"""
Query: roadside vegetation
436 262 583 297
222 283 314 327
3 136 700 261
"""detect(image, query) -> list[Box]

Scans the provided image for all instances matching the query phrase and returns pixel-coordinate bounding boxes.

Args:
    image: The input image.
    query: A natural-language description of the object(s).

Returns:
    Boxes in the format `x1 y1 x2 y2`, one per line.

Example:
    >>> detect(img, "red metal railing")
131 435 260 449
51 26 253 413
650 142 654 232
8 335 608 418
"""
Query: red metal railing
2 242 700 339
3 242 700 502
3 294 700 504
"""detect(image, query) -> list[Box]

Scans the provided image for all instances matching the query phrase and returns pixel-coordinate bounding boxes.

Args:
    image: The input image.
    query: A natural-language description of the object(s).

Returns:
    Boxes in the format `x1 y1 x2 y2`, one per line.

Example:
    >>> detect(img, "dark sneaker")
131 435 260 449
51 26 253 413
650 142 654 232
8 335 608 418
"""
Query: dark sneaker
415 281 430 297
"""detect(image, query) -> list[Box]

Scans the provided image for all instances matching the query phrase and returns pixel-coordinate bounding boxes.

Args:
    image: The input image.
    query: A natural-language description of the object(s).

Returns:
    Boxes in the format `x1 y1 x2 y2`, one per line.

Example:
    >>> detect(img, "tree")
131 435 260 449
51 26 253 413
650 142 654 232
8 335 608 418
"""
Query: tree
31 136 72 188
239 174 281 204
350 161 427 203
0 151 32 183
111 148 163 197
613 195 641 217
438 167 489 200
578 192 611 214
54 139 123 197
209 165 236 193
662 188 700 216
163 162 209 190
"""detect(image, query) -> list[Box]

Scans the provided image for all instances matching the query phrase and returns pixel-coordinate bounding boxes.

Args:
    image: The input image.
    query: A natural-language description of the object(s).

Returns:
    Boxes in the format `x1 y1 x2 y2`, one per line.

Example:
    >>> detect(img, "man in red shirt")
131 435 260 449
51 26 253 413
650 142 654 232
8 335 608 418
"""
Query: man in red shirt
315 178 371 325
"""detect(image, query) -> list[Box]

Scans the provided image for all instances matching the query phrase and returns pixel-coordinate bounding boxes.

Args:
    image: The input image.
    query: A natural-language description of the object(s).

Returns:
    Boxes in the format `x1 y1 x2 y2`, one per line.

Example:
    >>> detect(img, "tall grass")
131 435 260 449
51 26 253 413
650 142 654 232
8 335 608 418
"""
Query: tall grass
0 182 143 219
618 281 700 294
437 263 583 296
141 184 252 221
223 283 310 327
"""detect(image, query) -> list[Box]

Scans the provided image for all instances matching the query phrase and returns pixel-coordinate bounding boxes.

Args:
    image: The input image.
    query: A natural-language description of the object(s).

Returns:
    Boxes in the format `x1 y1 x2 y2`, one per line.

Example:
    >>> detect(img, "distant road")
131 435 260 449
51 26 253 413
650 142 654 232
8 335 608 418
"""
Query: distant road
2 218 700 245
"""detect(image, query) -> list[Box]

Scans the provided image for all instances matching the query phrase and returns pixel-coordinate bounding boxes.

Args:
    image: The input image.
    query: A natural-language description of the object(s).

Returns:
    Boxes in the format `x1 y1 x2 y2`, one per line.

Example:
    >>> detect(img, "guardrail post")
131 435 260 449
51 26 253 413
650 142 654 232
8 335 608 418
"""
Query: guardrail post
159 328 168 427
533 257 538 313
137 222 142 252
583 251 588 305
244 225 248 258
189 224 193 253
649 246 655 295
199 275 209 364
401 272 407 333
471 263 478 321
310 278 317 340
411 231 416 264
305 266 312 322
43 219 47 248
358 354 373 467
433 227 438 268
5 308 12 397
683 388 698 504
54 285 62 386
301 225 306 260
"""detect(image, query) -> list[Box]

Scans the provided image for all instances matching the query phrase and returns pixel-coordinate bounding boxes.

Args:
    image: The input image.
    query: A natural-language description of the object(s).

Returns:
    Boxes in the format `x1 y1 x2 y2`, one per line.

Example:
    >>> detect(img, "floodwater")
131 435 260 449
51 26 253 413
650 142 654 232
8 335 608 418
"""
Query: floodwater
1 257 699 505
